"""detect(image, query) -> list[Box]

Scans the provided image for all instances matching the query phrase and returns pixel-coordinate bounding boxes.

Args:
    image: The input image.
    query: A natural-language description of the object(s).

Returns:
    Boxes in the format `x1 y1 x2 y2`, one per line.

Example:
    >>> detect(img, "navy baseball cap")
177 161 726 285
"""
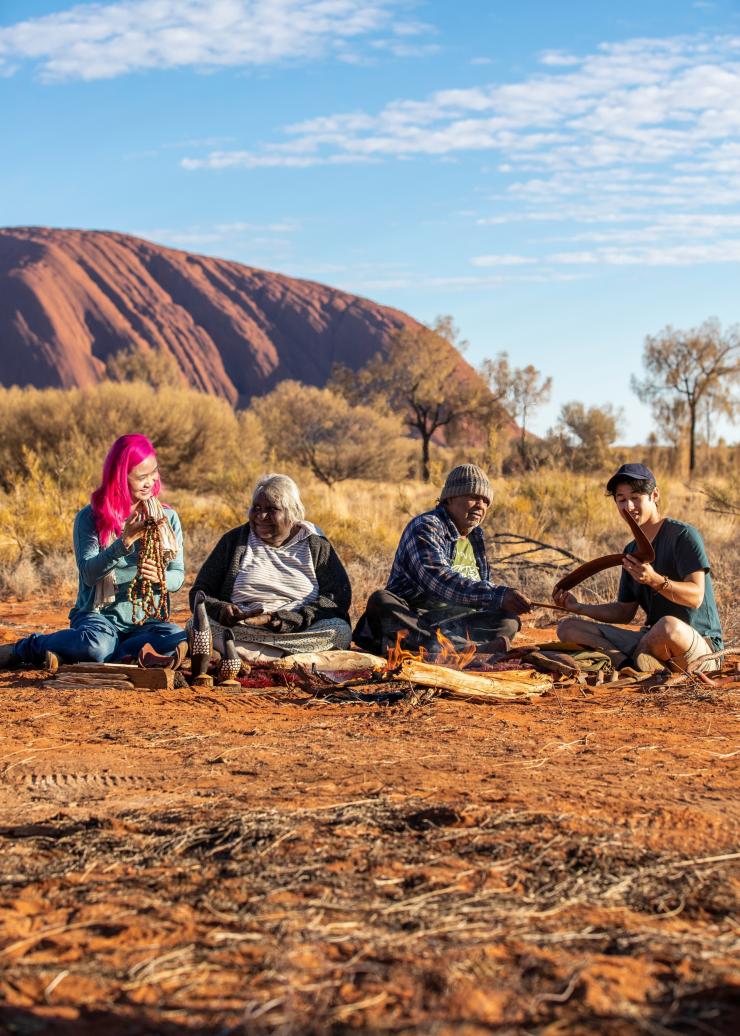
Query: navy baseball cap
606 463 656 495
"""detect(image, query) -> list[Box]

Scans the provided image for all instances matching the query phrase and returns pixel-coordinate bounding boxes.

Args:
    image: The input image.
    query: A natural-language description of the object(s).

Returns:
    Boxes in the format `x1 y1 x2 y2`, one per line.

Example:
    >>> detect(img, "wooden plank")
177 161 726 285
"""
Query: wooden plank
57 663 138 676
54 663 175 690
52 680 135 690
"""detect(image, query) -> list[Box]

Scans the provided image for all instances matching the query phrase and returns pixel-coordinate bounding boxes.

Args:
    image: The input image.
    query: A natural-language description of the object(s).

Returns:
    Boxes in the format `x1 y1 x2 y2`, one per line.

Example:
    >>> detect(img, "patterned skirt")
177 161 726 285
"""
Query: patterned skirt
189 616 352 660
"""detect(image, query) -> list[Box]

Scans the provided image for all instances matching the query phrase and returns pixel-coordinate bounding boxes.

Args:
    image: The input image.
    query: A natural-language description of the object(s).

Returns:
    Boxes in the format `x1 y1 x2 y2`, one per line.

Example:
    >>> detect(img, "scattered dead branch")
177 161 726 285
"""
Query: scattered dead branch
0 797 736 1033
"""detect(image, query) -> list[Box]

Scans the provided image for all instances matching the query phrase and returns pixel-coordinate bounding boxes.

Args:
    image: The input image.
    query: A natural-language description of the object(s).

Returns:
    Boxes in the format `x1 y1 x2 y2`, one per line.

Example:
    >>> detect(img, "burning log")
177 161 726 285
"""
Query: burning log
397 658 550 703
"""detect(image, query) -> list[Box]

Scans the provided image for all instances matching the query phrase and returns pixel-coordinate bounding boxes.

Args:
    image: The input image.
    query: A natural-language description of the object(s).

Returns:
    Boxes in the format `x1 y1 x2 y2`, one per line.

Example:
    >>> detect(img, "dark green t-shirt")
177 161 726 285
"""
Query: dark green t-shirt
618 518 723 651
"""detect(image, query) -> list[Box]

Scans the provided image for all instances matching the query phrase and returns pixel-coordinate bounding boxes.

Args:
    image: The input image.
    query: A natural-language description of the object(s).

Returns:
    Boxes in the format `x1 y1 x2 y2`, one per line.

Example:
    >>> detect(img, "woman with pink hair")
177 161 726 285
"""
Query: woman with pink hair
0 435 187 670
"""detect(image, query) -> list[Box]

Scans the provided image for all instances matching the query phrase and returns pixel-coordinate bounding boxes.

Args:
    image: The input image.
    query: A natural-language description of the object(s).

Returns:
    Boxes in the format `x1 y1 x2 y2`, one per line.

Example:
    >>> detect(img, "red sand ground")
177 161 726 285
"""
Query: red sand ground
0 598 738 1035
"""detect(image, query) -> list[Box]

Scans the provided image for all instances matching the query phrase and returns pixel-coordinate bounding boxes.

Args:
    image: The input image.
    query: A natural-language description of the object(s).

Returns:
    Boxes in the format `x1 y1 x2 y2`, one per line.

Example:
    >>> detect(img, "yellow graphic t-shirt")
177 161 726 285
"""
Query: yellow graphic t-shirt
452 536 479 581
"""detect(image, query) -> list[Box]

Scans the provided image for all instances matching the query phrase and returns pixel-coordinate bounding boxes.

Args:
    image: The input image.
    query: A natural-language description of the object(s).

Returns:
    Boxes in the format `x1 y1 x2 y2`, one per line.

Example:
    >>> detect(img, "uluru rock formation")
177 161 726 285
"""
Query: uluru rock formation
0 227 422 406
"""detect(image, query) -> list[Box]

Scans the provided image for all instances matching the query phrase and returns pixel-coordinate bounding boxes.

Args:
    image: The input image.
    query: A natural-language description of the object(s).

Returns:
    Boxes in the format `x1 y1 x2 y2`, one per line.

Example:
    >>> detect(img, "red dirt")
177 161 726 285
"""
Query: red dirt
1 598 738 1035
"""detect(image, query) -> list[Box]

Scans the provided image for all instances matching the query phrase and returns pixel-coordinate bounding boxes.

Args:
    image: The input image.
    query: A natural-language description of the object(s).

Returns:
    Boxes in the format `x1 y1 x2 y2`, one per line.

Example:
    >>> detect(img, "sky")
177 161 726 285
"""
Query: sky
2 0 739 443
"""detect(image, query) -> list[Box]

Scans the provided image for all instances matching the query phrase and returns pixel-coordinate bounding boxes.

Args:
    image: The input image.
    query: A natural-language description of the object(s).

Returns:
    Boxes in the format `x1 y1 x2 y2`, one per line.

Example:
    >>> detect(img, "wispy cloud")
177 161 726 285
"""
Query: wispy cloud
0 0 432 81
184 34 740 168
470 254 536 267
181 33 740 270
347 269 591 293
549 239 740 266
130 218 301 251
539 49 581 67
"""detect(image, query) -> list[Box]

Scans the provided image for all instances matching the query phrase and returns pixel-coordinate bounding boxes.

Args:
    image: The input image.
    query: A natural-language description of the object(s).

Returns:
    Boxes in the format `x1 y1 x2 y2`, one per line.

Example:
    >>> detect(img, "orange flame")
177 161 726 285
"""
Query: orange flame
385 627 476 671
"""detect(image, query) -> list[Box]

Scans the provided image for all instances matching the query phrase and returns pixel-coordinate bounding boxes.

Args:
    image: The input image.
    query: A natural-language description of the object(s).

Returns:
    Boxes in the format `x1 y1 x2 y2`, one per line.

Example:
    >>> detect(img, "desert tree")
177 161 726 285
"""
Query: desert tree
252 381 408 487
555 401 622 471
631 319 740 474
480 353 551 467
331 316 495 482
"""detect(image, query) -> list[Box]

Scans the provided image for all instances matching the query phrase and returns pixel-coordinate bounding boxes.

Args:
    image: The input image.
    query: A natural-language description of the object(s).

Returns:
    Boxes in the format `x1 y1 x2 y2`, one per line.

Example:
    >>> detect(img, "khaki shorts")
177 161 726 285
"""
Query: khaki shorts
593 622 720 673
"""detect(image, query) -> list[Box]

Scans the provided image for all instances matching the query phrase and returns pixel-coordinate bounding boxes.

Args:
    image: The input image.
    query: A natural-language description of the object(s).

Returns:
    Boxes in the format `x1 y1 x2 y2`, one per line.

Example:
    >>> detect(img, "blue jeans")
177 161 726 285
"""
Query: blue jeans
13 611 186 666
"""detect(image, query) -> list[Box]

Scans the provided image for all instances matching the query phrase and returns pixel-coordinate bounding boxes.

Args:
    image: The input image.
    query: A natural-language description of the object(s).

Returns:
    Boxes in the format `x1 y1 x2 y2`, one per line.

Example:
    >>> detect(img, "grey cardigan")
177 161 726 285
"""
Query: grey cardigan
189 522 351 632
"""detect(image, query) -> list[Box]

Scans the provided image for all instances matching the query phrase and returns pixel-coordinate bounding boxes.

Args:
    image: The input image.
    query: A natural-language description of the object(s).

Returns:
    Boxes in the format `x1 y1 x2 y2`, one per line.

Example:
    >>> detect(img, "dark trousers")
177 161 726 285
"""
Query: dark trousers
354 589 521 656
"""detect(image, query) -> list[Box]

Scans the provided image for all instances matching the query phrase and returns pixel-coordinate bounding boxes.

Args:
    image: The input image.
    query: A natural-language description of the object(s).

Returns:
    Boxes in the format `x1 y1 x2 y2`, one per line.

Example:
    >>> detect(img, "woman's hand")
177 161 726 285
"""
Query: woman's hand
122 504 147 551
552 588 580 612
218 602 264 627
240 612 278 629
622 555 659 588
139 558 161 583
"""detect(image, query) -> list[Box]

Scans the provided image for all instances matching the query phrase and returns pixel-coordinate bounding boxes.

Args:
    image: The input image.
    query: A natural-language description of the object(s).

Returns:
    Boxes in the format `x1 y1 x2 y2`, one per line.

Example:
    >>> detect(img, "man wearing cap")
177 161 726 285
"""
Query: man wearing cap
353 464 532 657
553 464 723 673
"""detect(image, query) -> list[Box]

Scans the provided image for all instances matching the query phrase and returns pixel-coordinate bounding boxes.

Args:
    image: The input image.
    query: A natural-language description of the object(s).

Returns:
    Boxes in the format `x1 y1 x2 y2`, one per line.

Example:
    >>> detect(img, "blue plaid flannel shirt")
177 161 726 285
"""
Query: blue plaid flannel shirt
386 505 508 610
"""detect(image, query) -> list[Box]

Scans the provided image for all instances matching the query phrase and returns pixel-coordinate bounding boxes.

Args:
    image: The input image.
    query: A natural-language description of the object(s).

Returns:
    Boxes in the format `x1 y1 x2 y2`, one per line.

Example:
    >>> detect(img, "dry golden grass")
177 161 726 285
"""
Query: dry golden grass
0 382 735 634
2 467 735 637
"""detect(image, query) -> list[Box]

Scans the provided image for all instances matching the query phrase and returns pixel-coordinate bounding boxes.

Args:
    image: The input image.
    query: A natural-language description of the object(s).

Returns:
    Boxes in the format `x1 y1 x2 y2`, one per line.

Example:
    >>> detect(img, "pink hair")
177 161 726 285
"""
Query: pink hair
90 435 162 544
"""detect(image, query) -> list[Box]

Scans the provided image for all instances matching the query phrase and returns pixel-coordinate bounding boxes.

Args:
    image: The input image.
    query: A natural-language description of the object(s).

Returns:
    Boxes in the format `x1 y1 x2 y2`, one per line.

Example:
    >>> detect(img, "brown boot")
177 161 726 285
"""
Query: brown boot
476 635 511 657
0 643 20 669
631 651 666 673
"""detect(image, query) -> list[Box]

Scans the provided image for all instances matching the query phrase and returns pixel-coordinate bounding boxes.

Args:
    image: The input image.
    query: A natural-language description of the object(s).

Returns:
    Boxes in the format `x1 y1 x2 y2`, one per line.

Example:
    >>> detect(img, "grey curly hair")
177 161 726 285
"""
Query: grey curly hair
250 473 305 526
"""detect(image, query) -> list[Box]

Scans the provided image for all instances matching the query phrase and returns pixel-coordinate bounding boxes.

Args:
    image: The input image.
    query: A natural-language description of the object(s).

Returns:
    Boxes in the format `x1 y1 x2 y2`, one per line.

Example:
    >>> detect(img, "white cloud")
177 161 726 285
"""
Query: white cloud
349 269 591 293
369 38 440 58
214 218 301 233
469 253 535 267
0 0 431 80
173 28 740 273
131 218 301 250
184 34 740 178
549 239 740 265
539 50 581 67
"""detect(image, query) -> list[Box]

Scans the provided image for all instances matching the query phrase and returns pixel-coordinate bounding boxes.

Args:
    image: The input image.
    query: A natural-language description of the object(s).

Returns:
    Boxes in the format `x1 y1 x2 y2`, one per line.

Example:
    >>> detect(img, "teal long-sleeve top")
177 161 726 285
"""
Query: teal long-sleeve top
69 504 185 631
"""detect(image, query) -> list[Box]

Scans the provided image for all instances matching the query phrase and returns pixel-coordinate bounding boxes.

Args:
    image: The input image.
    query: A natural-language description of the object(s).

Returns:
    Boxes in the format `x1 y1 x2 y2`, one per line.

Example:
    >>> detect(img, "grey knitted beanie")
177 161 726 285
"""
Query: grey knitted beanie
440 464 492 504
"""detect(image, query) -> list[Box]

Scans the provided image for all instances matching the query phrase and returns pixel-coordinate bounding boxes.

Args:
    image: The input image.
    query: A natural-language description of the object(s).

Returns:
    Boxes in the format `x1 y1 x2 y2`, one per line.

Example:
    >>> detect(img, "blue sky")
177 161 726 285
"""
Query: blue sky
2 0 739 442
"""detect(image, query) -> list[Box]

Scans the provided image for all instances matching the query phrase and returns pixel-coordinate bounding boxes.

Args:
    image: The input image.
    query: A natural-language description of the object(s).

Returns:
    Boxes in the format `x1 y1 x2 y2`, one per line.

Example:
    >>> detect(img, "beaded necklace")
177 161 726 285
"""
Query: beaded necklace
128 518 170 624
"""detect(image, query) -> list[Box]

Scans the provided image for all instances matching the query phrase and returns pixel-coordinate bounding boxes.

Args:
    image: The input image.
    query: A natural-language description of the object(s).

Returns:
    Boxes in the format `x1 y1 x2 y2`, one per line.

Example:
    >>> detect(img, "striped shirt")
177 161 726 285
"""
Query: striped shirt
231 522 319 613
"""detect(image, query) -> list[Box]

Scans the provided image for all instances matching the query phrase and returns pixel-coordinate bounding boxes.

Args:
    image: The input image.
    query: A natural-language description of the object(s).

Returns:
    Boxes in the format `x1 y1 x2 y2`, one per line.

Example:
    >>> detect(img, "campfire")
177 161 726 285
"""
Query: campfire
385 629 476 672
384 629 549 703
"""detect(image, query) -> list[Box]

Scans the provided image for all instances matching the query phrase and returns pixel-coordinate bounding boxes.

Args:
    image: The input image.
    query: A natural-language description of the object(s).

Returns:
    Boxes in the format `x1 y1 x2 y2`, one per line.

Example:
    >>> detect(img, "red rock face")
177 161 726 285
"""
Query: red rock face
0 227 422 406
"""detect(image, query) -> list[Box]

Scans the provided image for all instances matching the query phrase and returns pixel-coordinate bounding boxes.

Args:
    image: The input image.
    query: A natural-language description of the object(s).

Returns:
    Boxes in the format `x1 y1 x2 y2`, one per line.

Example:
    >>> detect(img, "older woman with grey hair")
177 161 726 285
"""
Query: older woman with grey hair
189 473 352 660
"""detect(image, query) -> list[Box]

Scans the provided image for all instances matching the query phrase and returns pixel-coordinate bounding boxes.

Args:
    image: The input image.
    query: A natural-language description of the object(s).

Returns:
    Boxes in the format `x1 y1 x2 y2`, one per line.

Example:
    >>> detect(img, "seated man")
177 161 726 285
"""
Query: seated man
354 464 532 656
554 463 723 673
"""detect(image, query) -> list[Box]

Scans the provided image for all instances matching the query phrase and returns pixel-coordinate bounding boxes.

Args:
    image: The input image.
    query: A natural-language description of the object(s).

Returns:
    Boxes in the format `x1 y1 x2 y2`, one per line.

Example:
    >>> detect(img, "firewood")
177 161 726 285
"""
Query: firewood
274 650 386 672
398 659 549 702
524 650 580 677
